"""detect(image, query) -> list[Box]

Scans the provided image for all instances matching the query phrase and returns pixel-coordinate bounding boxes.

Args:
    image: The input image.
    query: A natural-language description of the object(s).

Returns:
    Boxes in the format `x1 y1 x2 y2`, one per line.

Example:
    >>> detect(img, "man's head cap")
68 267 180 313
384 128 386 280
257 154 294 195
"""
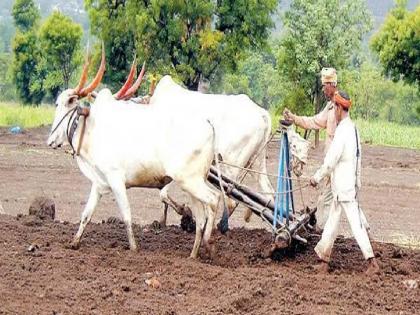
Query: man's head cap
334 90 352 109
321 67 337 85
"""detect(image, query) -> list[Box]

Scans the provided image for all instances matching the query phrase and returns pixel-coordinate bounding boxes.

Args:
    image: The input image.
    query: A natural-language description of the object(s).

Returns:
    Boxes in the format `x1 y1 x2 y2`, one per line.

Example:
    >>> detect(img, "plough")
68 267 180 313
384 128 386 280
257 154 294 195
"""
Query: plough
208 121 317 250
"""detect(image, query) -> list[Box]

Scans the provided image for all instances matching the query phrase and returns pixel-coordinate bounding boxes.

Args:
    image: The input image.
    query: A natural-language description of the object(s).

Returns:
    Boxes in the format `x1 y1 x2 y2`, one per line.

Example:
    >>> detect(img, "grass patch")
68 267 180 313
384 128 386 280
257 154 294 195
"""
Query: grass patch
354 119 420 150
0 102 55 128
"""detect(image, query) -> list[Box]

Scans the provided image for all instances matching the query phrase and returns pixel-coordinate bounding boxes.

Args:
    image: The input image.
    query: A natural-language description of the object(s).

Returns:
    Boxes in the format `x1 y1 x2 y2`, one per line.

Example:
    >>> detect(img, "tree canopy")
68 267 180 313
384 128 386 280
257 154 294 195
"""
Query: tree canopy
276 0 372 143
11 0 43 104
278 0 372 110
371 0 420 88
12 0 40 31
39 11 83 97
11 30 44 104
84 0 277 90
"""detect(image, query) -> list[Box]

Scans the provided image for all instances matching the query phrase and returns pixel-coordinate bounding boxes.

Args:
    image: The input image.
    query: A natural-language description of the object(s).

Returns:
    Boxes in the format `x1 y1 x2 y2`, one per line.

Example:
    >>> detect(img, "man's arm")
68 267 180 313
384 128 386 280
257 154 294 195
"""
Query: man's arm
312 127 345 183
285 104 330 130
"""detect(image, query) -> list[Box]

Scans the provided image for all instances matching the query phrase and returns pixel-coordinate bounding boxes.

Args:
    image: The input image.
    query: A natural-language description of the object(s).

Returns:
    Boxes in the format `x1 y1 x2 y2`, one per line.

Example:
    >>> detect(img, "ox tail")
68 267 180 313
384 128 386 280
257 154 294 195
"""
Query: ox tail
206 120 229 234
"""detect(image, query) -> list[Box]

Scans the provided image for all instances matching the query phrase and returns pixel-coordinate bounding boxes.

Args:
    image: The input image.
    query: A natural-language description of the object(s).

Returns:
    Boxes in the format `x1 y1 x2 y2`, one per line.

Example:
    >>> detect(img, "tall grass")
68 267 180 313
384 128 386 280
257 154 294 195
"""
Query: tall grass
0 102 55 128
354 119 420 150
271 111 420 150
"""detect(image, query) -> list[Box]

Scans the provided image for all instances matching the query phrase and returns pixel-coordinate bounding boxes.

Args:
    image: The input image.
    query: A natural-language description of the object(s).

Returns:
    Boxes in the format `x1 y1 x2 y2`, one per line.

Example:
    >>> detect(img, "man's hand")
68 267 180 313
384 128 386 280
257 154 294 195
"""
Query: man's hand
310 177 318 187
283 108 295 122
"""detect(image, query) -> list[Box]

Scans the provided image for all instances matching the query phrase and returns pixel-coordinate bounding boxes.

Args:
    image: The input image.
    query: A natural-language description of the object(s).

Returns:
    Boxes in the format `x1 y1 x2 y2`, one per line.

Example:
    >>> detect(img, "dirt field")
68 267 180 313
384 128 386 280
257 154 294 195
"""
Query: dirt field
0 126 419 314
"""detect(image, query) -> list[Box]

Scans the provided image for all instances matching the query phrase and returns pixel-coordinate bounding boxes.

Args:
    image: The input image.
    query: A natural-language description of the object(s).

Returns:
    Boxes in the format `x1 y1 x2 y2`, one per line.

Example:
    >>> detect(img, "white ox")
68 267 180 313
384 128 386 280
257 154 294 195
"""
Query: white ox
47 56 219 258
147 75 275 230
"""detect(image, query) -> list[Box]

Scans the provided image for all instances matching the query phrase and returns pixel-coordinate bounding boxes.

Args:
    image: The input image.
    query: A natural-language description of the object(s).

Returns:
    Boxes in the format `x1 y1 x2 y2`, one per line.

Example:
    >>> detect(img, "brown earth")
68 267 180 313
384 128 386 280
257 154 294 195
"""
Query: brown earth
0 126 419 314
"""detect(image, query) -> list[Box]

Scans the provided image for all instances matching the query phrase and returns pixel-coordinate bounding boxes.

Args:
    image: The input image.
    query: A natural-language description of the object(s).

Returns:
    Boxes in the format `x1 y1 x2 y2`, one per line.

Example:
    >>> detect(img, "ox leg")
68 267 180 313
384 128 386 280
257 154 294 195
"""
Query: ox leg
184 180 219 259
159 184 171 227
159 182 188 226
159 202 169 228
108 177 137 251
71 185 102 249
189 198 206 259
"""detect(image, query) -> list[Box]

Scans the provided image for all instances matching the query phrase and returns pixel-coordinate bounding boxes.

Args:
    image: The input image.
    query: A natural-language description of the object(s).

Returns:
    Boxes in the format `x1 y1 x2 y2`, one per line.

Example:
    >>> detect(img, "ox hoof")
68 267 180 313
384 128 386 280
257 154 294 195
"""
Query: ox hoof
202 242 215 261
128 243 138 251
243 208 252 223
151 220 163 234
189 253 199 260
180 214 196 233
312 261 330 274
157 220 166 229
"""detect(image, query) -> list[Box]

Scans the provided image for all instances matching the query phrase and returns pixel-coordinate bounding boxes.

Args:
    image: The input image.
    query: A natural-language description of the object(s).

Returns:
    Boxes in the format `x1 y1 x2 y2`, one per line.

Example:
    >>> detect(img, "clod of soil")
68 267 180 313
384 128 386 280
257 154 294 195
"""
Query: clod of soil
28 196 55 220
105 216 125 225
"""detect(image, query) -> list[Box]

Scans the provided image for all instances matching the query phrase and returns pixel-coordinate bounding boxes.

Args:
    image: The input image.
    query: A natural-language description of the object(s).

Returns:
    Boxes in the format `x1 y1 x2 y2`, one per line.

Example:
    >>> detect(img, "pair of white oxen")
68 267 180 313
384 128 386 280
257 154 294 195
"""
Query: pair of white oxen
47 51 309 259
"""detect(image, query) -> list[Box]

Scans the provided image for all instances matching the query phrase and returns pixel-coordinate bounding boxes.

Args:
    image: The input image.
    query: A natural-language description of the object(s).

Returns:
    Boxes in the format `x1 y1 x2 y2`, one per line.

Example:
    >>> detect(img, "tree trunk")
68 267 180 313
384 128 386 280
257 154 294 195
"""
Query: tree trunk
313 83 322 148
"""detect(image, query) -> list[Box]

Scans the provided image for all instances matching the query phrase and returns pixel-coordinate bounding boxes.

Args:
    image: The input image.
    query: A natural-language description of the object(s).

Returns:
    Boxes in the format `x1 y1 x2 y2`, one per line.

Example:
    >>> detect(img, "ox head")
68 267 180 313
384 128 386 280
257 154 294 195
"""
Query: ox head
287 128 310 177
47 44 105 148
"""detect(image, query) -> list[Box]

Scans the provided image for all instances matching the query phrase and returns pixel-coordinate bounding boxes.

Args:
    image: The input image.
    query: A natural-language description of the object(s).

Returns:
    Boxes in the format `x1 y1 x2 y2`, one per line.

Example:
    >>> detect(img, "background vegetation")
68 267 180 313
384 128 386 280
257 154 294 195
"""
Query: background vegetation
0 0 418 149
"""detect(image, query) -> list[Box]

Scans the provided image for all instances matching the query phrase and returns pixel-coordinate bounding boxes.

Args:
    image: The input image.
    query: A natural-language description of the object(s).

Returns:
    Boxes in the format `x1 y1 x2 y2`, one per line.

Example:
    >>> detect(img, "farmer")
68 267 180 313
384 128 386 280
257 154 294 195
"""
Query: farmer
309 90 380 275
283 68 369 232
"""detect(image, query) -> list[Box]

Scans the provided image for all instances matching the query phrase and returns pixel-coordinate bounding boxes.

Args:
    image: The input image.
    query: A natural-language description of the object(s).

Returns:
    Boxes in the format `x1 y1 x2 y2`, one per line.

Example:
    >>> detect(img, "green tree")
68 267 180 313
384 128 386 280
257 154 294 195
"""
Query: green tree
371 0 420 88
219 50 285 110
11 0 44 104
277 0 372 145
85 0 277 91
12 0 40 32
341 61 420 125
0 53 16 101
11 31 44 104
39 11 83 98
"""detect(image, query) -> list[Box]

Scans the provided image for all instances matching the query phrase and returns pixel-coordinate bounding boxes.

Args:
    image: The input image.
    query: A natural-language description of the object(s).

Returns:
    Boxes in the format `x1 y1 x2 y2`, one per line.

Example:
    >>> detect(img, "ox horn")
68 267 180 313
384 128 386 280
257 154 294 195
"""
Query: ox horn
114 57 137 100
73 52 90 94
122 61 146 100
79 42 106 97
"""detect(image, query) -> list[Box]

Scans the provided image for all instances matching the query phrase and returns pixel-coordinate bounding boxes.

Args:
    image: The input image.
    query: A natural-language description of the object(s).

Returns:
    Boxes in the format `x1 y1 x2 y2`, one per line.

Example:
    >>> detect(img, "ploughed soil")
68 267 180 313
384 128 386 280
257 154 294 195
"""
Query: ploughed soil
0 126 419 314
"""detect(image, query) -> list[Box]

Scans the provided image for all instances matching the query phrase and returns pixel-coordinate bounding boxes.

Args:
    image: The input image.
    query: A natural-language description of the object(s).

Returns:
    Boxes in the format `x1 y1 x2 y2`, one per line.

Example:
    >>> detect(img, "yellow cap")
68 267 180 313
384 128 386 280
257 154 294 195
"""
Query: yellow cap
321 67 337 84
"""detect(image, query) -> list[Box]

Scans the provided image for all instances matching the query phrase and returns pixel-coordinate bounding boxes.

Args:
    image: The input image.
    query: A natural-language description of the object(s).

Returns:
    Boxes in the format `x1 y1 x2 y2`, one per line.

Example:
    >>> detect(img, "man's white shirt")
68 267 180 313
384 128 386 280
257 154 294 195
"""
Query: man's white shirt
313 117 362 202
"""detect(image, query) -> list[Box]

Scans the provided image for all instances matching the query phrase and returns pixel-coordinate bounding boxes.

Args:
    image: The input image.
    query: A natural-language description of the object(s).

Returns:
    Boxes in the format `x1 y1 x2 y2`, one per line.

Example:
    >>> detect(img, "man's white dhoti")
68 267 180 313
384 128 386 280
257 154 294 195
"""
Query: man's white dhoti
315 199 374 262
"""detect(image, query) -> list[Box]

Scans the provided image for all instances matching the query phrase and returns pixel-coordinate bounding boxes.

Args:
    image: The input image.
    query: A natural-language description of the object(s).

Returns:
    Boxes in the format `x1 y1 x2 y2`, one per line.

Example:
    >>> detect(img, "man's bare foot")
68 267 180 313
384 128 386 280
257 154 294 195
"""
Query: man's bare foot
312 261 329 274
313 225 324 235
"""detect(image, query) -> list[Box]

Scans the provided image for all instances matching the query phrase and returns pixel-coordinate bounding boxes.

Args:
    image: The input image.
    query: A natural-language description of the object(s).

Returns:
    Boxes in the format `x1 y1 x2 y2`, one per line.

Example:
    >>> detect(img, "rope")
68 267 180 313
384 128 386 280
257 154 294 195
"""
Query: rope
216 127 312 228
238 133 275 183
254 181 310 196
219 161 312 181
